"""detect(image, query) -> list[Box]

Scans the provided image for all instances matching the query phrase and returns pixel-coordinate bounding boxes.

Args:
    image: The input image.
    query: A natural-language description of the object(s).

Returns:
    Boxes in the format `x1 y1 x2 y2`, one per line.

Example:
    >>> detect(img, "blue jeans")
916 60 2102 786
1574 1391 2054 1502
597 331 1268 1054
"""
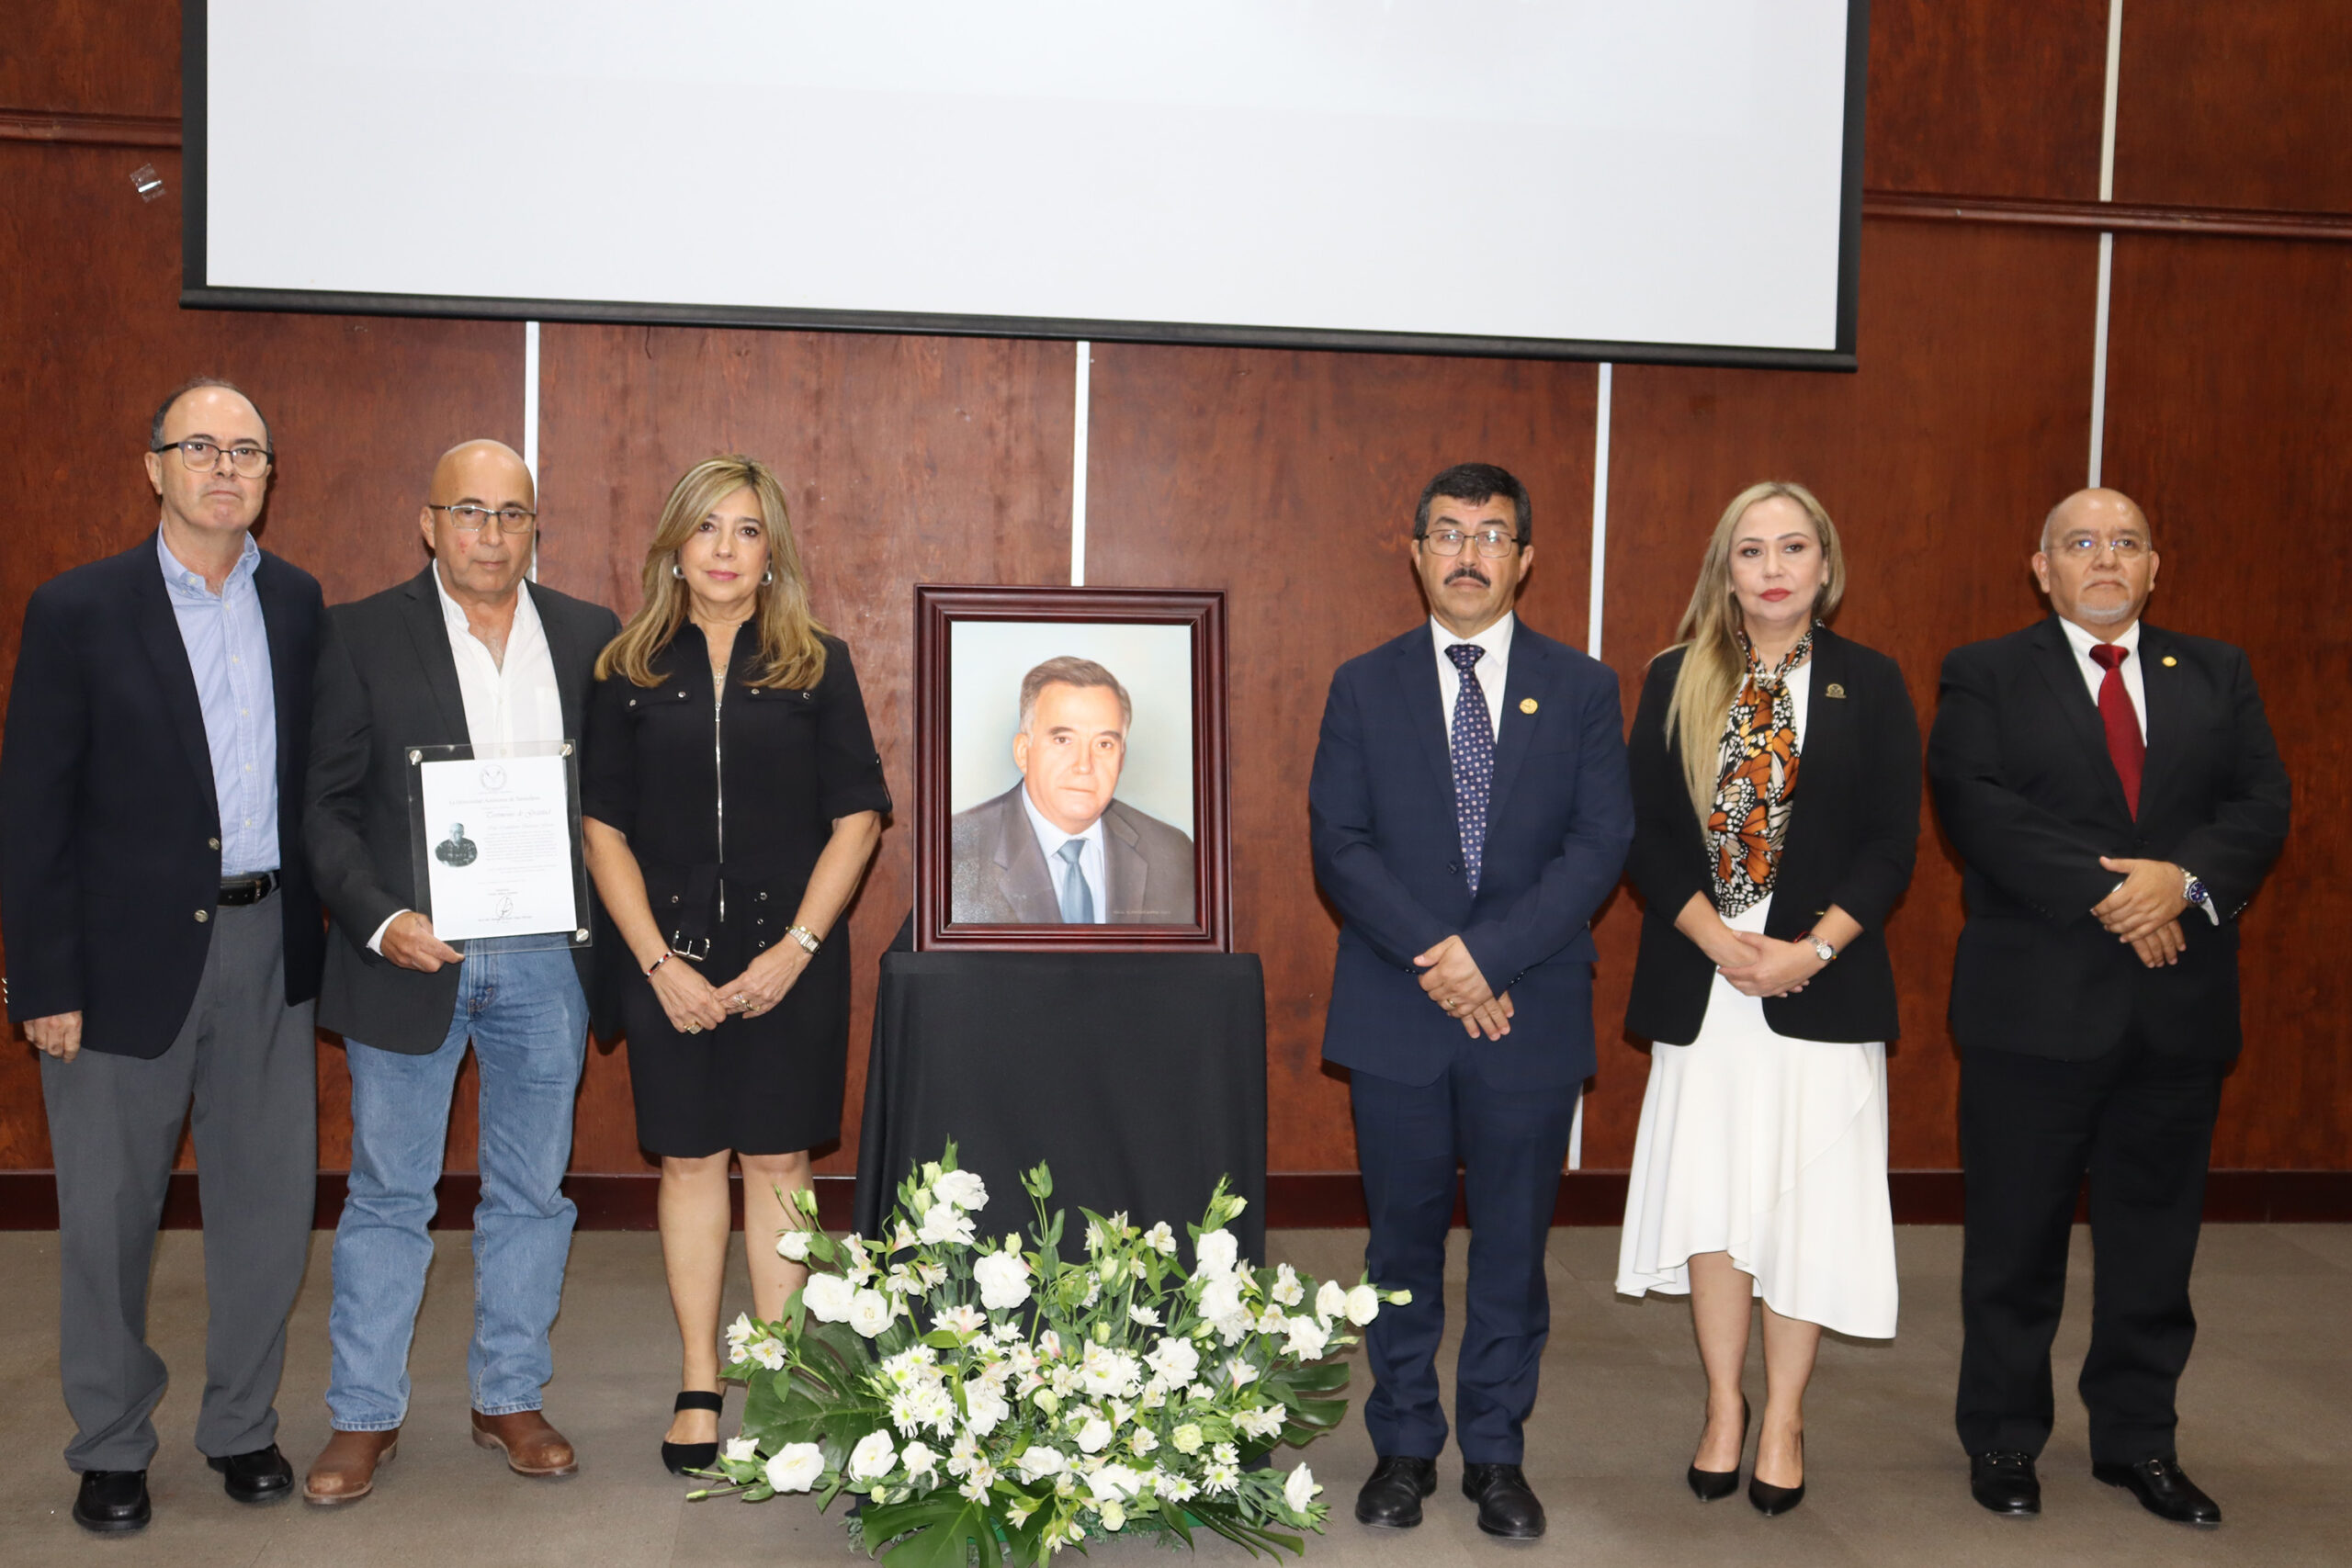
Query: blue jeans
327 945 589 1429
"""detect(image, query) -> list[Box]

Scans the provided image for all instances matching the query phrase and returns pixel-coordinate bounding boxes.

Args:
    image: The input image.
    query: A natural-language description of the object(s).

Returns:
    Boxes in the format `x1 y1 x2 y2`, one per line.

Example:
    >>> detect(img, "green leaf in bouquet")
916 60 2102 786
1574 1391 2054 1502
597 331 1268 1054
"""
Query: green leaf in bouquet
1020 1162 1053 1201
740 1363 790 1435
860 1495 997 1568
1267 1361 1352 1396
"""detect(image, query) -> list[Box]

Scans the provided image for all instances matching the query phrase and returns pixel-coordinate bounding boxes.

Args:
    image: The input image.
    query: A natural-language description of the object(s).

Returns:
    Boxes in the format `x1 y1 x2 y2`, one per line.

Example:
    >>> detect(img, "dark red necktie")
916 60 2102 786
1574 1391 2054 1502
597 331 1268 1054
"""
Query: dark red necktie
2089 643 2144 816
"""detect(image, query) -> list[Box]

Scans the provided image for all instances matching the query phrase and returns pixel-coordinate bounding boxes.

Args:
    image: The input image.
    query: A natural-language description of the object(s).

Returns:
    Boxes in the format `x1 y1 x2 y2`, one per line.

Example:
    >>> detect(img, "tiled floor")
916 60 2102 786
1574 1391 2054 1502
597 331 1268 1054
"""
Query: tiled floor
2 1223 2345 1566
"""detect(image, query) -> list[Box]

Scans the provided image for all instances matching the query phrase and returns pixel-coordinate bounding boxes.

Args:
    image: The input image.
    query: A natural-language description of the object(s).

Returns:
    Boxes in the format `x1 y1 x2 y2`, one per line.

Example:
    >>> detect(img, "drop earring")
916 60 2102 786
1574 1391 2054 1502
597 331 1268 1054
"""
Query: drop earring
762 567 775 586
671 561 684 580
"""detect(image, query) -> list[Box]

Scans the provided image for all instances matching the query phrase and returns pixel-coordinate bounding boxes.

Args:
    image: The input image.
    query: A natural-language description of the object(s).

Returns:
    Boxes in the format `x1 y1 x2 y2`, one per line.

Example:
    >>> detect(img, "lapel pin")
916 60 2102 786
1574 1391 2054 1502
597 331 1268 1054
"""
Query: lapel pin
1824 682 1846 699
1519 697 1538 714
2162 655 2177 667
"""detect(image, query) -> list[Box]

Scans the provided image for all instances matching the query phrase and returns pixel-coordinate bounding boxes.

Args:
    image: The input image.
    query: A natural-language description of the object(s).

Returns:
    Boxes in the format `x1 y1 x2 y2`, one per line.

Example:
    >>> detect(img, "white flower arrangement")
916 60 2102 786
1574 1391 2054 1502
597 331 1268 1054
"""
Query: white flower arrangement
694 1144 1408 1562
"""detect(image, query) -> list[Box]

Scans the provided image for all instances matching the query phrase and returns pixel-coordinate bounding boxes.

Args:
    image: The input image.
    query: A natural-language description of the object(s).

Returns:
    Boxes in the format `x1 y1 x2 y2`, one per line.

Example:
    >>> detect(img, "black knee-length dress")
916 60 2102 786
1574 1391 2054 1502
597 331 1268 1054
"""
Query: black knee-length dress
582 626 890 1156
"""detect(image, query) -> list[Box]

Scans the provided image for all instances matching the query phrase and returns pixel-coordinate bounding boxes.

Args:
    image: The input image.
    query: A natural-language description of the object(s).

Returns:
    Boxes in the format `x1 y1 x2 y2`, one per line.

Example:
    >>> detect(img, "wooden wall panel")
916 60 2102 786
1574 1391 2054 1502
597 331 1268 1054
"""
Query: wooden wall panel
2101 235 2352 1167
1864 0 2109 200
3 0 177 117
1596 220 2102 1170
1081 345 1597 1172
534 325 1075 1173
2115 3 2352 213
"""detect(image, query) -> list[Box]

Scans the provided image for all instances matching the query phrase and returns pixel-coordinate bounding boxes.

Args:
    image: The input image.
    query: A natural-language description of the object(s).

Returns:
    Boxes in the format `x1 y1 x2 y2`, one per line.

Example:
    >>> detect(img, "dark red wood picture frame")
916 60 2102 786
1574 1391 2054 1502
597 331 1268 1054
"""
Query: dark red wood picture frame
914 585 1231 952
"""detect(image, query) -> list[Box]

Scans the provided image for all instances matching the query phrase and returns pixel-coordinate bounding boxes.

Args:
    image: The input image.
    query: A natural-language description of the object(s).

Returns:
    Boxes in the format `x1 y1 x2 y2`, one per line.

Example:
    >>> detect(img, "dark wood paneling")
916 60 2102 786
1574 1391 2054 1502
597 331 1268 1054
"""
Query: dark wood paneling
533 324 1076 1173
2115 3 2352 214
1865 0 2109 202
1599 219 2102 1171
2101 234 2352 1168
1081 345 1598 1172
2 0 178 118
1864 188 2352 243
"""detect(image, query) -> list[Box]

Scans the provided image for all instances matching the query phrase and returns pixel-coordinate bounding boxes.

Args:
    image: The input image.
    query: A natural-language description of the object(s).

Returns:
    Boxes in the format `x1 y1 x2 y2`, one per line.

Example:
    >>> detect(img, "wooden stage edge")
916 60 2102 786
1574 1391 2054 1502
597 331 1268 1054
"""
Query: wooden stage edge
0 1170 2345 1232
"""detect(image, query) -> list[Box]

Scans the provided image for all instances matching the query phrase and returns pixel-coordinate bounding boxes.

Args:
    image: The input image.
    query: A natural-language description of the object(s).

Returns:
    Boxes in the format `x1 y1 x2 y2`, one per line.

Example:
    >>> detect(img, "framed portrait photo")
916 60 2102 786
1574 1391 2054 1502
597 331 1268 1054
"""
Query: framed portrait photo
914 585 1230 952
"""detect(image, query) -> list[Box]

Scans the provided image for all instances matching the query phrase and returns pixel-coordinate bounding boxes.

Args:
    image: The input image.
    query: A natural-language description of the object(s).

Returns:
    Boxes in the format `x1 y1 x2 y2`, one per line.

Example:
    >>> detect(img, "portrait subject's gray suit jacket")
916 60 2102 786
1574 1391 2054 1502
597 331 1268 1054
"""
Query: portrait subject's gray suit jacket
949 783 1195 924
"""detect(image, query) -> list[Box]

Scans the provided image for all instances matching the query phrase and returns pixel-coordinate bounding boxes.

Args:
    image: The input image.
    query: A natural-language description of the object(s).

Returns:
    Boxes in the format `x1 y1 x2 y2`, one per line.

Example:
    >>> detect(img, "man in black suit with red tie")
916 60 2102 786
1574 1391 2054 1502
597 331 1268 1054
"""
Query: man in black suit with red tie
1928 488 2290 1527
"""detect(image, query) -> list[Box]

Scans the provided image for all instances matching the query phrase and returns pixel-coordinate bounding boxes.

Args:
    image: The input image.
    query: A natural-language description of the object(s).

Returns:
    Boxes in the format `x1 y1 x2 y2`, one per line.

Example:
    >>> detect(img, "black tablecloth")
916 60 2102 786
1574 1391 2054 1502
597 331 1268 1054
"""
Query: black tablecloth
854 951 1267 1268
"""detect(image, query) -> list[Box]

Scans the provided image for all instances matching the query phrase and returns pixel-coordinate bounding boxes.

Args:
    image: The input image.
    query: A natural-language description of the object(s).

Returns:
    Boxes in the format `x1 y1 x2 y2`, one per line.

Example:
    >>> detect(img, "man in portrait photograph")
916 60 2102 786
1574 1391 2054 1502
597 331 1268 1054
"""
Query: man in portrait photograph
951 656 1194 924
434 822 478 867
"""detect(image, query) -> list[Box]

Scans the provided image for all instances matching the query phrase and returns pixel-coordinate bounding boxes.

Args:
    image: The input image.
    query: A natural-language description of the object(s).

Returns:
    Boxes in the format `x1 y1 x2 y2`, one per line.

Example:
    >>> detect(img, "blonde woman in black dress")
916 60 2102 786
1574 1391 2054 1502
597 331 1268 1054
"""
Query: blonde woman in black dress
582 456 888 1472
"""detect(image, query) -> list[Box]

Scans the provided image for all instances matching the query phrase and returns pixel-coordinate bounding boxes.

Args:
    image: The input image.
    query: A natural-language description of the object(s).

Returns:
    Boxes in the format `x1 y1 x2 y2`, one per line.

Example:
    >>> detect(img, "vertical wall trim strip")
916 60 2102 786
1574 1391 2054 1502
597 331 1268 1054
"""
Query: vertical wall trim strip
1569 360 1612 1172
523 320 541 581
1070 341 1091 587
2088 2 2123 486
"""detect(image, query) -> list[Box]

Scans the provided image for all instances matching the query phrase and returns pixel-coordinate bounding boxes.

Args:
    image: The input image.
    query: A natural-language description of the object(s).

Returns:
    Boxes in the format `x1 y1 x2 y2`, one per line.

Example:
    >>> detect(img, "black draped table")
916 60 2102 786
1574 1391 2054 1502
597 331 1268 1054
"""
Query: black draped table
854 951 1267 1267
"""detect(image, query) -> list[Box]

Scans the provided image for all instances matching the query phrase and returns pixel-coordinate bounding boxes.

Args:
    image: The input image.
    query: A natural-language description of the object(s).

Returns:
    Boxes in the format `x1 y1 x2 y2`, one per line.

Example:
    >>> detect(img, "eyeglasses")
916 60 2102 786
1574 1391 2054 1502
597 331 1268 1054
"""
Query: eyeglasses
153 438 272 478
2054 535 2148 558
1419 525 1523 559
428 502 539 537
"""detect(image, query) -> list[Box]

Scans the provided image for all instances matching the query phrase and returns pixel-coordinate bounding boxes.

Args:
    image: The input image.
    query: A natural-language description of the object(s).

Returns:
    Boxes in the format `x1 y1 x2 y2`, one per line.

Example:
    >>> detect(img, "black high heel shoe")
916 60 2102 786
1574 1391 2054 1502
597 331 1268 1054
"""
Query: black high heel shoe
662 1391 725 1476
1749 1429 1804 1516
1687 1394 1749 1502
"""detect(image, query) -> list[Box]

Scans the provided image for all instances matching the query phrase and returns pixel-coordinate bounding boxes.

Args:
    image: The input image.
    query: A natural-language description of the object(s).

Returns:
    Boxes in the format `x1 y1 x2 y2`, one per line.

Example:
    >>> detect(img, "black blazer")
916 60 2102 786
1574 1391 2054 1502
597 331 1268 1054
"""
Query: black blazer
306 567 621 1054
1928 615 2290 1063
1623 627 1920 1046
1 536 324 1057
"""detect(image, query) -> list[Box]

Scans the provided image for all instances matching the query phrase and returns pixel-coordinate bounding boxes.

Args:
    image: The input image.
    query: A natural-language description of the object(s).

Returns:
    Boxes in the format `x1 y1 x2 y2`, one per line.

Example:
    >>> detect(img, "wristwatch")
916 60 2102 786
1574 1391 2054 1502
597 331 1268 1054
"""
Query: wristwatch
2181 869 2212 914
1799 931 1837 964
786 925 821 955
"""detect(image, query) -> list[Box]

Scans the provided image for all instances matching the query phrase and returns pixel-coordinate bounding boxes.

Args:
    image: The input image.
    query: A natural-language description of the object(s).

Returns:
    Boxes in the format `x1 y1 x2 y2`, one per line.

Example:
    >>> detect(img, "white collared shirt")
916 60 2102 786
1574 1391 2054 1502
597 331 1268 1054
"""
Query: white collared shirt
1019 785 1108 924
368 569 564 953
2057 615 2146 742
1432 612 1514 745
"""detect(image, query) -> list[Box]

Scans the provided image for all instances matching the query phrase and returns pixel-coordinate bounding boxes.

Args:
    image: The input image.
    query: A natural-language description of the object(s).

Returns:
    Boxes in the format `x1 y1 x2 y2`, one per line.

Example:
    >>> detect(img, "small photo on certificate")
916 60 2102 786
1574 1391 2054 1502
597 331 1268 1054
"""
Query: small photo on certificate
415 752 580 940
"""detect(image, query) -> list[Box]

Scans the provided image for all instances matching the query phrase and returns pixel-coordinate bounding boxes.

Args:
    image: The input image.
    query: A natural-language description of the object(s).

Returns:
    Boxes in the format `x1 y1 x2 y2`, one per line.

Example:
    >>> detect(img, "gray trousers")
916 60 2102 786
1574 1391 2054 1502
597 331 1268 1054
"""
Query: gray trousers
40 892 317 1472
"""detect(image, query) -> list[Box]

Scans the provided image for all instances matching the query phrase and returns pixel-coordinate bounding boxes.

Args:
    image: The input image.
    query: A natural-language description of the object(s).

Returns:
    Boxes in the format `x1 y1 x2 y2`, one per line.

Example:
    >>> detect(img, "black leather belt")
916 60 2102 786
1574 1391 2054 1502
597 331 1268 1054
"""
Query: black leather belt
218 871 280 907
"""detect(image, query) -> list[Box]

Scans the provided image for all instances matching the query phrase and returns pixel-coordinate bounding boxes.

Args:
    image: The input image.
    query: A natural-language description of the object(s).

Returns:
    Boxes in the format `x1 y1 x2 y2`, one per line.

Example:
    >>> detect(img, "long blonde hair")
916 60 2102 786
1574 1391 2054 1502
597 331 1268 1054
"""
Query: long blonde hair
1661 481 1847 820
596 456 829 690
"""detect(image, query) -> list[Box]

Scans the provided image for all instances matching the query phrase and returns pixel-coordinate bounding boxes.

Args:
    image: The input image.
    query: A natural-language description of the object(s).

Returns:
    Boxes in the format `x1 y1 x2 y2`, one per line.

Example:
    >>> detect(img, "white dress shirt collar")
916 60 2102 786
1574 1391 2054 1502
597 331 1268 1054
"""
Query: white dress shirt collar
2056 614 2146 743
430 566 561 749
1019 784 1108 924
1431 612 1515 743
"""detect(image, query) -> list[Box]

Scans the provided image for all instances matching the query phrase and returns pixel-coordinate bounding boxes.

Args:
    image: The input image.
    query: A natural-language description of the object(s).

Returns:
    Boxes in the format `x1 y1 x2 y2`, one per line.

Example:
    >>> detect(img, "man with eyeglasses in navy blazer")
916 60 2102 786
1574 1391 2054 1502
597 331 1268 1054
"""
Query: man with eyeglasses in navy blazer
3 378 325 1532
1310 463 1633 1540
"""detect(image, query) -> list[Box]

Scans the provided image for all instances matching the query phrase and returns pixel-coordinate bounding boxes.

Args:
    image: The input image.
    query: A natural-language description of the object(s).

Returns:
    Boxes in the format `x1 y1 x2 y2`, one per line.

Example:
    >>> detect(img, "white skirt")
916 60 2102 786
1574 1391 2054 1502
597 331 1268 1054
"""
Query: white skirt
1614 897 1899 1338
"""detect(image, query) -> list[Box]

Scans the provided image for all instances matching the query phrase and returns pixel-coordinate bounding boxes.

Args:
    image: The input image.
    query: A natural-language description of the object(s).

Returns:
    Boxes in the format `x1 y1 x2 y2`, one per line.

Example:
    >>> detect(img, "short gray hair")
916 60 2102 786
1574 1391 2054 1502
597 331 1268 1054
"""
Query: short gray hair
1017 656 1132 734
150 377 271 452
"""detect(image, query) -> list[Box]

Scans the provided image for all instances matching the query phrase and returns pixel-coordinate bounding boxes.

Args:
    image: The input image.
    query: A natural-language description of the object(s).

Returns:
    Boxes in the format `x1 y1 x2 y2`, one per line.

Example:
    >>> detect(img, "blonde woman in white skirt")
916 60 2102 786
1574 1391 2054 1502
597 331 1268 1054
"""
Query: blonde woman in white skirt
1615 482 1919 1517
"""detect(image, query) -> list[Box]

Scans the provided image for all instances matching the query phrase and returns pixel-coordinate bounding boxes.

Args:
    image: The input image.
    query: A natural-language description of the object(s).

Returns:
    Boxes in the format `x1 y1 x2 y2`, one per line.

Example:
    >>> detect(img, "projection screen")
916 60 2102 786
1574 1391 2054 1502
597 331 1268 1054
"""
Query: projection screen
184 1 1868 369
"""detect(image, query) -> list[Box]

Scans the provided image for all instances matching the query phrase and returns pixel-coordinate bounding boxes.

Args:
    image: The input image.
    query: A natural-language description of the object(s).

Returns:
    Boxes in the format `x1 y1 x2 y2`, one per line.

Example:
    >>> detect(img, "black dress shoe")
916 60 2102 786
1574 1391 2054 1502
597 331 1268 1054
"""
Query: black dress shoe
1688 1394 1749 1502
662 1390 725 1476
2092 1455 2221 1525
209 1442 295 1504
1748 1431 1804 1517
1462 1462 1546 1539
1969 1450 2041 1516
1354 1455 1437 1528
72 1470 151 1533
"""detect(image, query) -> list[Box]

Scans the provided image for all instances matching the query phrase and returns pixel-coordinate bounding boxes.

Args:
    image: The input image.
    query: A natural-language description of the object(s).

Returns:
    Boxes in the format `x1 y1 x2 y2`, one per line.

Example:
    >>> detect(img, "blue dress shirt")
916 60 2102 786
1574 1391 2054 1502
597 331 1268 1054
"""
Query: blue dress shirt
157 529 279 875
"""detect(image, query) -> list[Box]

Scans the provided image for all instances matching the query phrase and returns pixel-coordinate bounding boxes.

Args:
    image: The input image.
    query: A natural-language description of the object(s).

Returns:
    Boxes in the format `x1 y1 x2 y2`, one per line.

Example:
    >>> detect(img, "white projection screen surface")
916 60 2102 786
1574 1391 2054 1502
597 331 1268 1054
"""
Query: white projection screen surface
185 1 1867 368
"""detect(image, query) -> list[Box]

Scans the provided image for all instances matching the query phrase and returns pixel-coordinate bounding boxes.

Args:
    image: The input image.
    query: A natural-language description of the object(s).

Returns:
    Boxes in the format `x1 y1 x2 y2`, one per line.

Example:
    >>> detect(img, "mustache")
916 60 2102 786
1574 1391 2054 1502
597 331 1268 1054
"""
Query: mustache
1444 565 1491 587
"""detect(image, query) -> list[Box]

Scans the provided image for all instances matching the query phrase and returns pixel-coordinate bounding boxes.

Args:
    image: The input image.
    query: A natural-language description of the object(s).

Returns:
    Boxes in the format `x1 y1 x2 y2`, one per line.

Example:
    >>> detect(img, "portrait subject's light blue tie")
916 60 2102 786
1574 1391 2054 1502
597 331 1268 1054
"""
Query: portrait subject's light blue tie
1056 839 1094 924
1446 643 1494 897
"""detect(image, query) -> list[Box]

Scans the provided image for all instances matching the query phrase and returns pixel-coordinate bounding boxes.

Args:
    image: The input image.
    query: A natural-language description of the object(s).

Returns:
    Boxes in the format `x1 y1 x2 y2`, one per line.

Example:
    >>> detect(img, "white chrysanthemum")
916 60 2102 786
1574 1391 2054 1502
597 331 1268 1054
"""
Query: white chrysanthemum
932 1169 988 1211
1283 1314 1330 1361
973 1250 1031 1311
803 1273 855 1323
1155 1471 1198 1502
1346 1284 1381 1325
1284 1463 1319 1514
1014 1445 1069 1482
764 1443 824 1492
849 1430 897 1481
1270 1263 1305 1307
848 1289 895 1338
1129 1303 1162 1327
916 1383 957 1436
723 1437 759 1463
993 1321 1023 1343
1314 1279 1348 1324
1144 1222 1178 1256
1203 1458 1241 1495
917 1202 977 1248
776 1227 816 1261
1193 1229 1238 1278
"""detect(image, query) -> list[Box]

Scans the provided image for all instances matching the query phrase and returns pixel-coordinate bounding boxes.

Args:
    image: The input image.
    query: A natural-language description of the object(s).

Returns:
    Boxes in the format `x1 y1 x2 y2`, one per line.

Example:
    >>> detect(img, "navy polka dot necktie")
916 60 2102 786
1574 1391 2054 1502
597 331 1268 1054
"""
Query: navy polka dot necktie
1446 642 1494 896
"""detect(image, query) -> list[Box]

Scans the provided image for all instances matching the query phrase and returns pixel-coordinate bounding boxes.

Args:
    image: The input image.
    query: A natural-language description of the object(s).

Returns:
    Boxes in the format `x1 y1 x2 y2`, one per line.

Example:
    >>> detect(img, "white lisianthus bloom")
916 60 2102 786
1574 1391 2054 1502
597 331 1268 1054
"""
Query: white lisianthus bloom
750 1337 787 1371
1128 1303 1162 1328
973 1251 1032 1311
932 1168 988 1211
1315 1280 1348 1324
1144 1222 1178 1256
1145 1336 1200 1390
1170 1423 1204 1455
1193 1229 1238 1278
901 1441 939 1480
1076 1416 1114 1454
1270 1263 1305 1307
1284 1463 1319 1514
964 1382 1011 1436
1346 1284 1381 1325
932 1303 987 1337
803 1273 855 1323
1080 1345 1140 1399
1283 1314 1331 1361
917 1202 976 1248
848 1289 895 1338
764 1443 824 1493
1090 1464 1145 1500
1014 1445 1069 1483
723 1437 760 1464
849 1430 898 1481
775 1226 816 1261
724 1313 756 1351
1196 1276 1244 1324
